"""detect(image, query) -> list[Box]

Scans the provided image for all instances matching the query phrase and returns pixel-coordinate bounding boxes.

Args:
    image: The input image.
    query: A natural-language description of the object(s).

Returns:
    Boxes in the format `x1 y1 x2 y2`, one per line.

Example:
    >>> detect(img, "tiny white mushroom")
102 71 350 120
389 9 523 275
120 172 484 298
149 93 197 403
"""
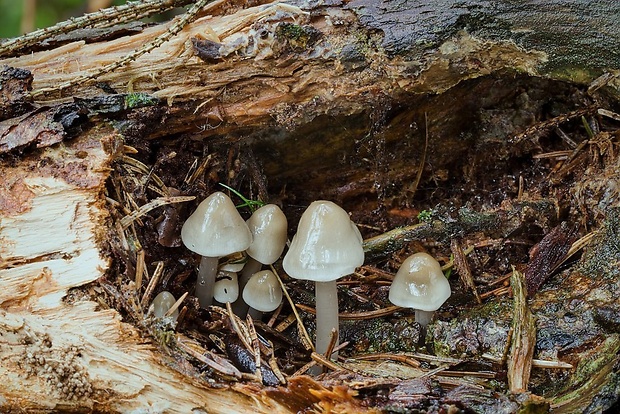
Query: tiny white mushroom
283 200 364 360
389 252 451 328
234 204 287 315
213 271 239 304
152 291 179 321
181 192 252 307
242 270 283 319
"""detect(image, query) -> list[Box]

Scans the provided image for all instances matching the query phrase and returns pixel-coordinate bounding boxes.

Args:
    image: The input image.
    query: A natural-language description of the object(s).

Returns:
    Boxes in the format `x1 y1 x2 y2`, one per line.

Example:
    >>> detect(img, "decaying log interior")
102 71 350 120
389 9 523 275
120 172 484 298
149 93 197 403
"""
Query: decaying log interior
1 0 620 412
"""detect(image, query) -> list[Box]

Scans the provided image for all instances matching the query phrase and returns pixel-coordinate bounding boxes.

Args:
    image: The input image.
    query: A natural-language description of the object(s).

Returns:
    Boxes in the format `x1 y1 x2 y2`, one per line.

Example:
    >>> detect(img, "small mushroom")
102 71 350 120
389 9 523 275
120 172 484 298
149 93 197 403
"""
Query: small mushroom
181 192 252 307
242 270 282 319
234 204 287 315
213 271 239 305
283 200 364 359
152 291 179 321
389 252 451 329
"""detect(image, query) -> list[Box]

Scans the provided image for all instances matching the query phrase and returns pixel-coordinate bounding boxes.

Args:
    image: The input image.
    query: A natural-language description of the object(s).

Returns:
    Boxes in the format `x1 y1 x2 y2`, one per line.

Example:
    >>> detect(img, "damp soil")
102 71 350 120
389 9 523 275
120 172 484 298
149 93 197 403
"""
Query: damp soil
98 73 620 413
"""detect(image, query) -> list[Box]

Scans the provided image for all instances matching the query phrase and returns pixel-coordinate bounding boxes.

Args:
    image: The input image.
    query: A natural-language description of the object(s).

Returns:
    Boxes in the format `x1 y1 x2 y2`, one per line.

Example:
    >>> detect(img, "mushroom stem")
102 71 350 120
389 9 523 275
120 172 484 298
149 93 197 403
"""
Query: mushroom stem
247 307 263 320
195 256 219 307
232 257 263 315
315 280 339 360
414 309 434 329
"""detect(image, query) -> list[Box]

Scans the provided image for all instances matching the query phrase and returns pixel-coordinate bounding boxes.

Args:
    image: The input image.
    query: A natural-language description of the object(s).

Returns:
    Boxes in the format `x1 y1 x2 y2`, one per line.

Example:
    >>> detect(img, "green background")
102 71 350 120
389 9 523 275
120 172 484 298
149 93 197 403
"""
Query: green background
0 0 127 38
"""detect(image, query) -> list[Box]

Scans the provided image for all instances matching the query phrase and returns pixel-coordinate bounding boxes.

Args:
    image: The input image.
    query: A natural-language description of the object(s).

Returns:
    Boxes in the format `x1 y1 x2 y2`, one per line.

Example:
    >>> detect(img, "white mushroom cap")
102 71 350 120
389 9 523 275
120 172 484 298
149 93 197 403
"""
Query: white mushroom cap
213 271 239 303
152 291 179 320
181 192 252 257
246 204 288 265
242 270 283 312
283 200 364 282
389 252 451 311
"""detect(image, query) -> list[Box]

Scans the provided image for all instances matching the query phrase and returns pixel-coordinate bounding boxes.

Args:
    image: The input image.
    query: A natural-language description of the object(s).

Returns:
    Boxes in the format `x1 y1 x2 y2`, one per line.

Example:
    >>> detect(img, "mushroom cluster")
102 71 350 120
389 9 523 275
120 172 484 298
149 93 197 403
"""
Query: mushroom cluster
181 192 252 307
180 192 452 369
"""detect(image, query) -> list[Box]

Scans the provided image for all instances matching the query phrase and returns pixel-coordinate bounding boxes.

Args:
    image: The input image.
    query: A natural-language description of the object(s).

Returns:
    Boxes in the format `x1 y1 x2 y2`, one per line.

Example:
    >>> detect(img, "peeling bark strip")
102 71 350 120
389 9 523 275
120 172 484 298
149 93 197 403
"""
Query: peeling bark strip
0 65 33 121
525 222 578 297
508 269 535 393
0 103 87 154
450 239 481 304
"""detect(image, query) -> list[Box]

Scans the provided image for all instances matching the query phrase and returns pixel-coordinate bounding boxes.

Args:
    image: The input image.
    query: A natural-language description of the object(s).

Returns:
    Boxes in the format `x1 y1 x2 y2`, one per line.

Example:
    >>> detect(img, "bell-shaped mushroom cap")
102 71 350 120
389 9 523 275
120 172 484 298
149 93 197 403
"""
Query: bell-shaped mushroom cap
153 291 179 320
246 204 288 265
389 252 451 311
242 270 283 312
213 271 239 303
181 192 252 257
283 200 364 282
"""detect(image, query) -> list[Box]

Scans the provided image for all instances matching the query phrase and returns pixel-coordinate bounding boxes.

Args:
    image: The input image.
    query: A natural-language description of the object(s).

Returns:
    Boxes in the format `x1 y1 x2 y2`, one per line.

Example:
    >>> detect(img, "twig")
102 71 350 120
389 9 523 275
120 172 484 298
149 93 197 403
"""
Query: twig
134 249 145 291
450 239 482 303
31 0 213 97
140 261 164 308
507 268 536 393
311 352 348 373
270 265 314 351
246 315 263 384
0 0 192 57
165 291 188 317
482 353 573 369
120 196 195 229
323 328 338 361
354 353 421 368
295 304 401 320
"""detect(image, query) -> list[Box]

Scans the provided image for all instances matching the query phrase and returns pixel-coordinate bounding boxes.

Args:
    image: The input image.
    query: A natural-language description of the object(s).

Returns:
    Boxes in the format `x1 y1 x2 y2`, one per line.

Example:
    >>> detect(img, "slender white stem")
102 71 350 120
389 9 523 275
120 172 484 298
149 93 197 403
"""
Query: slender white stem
195 256 218 307
315 280 339 360
232 257 263 316
414 309 434 329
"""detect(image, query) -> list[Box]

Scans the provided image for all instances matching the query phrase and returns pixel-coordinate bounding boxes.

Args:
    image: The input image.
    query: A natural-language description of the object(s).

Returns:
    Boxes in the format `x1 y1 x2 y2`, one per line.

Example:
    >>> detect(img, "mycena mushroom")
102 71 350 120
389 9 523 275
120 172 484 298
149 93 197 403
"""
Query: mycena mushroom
180 192 252 307
233 203 287 316
283 200 364 359
242 270 282 319
389 252 451 329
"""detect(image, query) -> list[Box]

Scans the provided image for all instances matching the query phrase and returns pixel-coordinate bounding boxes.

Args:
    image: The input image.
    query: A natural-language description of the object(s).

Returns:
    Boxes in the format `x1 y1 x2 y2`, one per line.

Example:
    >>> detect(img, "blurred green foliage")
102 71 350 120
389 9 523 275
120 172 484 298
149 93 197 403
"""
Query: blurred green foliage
0 0 127 38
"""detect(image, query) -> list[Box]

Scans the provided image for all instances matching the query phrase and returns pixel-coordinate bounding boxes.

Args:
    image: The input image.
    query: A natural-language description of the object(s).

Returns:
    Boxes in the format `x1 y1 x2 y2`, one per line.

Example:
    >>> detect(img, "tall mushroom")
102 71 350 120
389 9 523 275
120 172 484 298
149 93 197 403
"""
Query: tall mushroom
283 200 364 359
233 204 287 315
389 252 451 329
180 192 252 307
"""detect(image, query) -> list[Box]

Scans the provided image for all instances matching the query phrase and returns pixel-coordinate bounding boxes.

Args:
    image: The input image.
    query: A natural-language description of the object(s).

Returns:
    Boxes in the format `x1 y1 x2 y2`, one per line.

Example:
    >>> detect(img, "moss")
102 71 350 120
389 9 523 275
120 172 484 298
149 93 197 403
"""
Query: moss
275 23 321 52
549 335 620 412
124 92 159 109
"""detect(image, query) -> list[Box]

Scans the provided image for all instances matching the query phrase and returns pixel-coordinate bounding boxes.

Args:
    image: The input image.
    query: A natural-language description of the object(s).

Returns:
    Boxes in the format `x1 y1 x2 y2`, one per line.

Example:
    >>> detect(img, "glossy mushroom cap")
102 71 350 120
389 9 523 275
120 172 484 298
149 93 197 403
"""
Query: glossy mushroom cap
389 252 451 311
152 291 179 320
213 271 239 303
181 192 252 257
283 200 364 282
246 204 288 265
242 270 283 312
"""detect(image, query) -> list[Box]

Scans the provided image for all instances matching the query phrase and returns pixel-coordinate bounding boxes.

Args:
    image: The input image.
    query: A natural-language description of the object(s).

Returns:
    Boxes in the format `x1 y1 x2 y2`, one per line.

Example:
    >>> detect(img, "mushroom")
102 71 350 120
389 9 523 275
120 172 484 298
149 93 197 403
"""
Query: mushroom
213 271 239 305
388 252 451 329
234 204 287 315
152 291 179 321
242 270 283 319
181 191 252 307
283 200 364 359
